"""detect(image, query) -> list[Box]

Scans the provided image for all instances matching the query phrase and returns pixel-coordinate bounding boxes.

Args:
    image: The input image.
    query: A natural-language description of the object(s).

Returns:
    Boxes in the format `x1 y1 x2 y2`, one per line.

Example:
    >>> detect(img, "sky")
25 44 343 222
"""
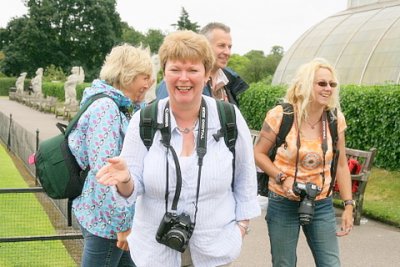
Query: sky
0 0 348 55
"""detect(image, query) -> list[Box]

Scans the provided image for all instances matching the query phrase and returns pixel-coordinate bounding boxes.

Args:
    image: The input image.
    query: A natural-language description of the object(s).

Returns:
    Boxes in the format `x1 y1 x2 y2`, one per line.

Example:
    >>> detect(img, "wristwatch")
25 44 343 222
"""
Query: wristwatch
343 199 356 208
237 221 251 235
275 172 287 184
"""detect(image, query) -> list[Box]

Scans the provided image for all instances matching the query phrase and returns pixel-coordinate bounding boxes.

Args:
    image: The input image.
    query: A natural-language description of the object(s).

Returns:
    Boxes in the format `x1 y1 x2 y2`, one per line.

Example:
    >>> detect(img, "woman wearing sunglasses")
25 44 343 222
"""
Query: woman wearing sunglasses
254 58 354 266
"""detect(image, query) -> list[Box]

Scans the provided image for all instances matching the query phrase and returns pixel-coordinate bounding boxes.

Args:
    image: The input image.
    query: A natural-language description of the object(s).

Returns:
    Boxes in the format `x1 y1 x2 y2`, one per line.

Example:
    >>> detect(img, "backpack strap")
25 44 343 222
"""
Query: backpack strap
327 108 339 196
269 103 294 161
215 100 237 189
216 100 237 153
64 93 109 136
139 100 160 150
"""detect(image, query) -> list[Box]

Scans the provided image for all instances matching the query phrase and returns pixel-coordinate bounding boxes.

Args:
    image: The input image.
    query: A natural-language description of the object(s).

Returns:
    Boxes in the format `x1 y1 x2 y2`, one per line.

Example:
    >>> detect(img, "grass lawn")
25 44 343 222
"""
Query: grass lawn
0 143 77 267
363 167 400 227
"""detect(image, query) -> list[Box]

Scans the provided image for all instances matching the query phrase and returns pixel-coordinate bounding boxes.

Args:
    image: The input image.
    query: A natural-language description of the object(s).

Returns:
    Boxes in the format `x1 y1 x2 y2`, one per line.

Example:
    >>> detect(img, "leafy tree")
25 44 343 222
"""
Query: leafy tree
265 45 284 76
2 0 122 80
43 64 66 82
242 50 269 83
1 17 32 76
227 54 250 77
171 7 199 32
233 46 284 84
120 21 145 46
143 29 165 54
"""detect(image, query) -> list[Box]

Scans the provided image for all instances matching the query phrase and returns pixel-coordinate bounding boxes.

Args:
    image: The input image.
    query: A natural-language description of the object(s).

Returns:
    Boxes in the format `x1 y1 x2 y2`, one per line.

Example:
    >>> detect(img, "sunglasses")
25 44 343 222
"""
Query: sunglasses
316 81 338 88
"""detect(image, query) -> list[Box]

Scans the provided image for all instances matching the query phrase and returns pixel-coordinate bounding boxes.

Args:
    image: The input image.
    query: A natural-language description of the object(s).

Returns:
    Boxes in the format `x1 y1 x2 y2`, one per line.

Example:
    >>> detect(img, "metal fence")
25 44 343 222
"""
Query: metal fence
0 111 83 266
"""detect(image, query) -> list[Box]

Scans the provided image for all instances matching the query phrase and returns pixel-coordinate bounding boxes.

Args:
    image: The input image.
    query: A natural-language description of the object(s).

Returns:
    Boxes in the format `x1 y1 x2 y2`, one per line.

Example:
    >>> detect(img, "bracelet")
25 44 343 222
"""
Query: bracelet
237 221 250 235
275 172 287 184
121 173 131 184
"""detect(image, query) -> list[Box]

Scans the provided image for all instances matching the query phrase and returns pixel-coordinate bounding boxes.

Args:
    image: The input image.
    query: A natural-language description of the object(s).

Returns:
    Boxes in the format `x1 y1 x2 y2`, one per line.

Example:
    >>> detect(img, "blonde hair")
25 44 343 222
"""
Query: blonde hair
158 30 215 74
100 43 152 90
284 58 340 126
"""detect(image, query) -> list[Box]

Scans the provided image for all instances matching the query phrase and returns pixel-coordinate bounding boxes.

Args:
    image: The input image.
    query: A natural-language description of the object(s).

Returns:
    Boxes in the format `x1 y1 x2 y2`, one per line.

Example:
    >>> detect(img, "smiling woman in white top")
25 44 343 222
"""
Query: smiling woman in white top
96 30 260 267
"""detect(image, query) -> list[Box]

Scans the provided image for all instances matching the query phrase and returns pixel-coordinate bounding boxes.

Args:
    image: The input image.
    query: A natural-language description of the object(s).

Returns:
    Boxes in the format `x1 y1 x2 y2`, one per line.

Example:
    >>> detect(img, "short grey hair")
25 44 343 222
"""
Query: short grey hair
199 22 230 40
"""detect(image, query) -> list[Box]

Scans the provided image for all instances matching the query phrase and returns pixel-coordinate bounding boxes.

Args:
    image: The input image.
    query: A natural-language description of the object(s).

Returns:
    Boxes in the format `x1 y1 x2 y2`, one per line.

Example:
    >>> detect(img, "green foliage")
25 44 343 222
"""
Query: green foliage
228 47 284 84
227 54 250 77
0 144 77 266
43 65 66 82
340 84 400 170
239 83 400 170
0 77 17 95
2 0 122 81
42 81 65 100
172 7 200 32
143 29 165 54
0 77 31 95
76 82 91 100
40 81 90 101
239 82 286 130
120 21 145 46
119 22 164 54
363 168 400 227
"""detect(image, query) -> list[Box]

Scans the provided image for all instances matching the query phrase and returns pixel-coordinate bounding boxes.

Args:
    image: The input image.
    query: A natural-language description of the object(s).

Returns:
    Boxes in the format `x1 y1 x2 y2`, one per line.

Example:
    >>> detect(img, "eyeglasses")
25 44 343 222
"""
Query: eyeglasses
316 81 338 88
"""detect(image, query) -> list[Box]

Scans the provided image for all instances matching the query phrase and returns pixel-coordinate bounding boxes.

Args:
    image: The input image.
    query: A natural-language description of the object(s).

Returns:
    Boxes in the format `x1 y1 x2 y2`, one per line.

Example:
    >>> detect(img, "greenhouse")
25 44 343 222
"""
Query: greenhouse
272 0 400 85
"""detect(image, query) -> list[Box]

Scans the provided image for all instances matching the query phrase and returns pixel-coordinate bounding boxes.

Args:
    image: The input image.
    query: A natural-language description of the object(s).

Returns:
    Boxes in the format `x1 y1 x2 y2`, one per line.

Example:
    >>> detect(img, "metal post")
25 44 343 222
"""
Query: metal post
7 114 12 151
36 129 39 152
35 129 40 186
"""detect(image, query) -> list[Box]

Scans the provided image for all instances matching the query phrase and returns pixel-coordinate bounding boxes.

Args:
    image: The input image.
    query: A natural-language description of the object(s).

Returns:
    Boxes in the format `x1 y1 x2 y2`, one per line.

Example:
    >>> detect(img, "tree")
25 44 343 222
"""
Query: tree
120 22 145 46
241 50 269 83
2 0 122 80
171 7 199 32
143 29 165 54
227 54 250 78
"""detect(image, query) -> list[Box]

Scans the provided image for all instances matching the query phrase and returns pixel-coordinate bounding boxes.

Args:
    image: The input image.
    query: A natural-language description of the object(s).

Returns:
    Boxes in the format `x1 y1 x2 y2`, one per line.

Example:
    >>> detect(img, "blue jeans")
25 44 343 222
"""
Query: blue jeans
266 191 340 267
80 226 136 267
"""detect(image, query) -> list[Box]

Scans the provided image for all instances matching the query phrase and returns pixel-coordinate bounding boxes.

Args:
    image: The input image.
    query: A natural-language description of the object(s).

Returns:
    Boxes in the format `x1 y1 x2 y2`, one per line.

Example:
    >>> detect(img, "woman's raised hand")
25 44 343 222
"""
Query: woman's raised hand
96 157 130 186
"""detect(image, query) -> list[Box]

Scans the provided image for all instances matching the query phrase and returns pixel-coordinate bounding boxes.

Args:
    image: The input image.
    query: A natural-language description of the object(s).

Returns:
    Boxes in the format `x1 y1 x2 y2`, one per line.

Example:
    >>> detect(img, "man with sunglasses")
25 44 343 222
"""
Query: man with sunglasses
155 22 249 107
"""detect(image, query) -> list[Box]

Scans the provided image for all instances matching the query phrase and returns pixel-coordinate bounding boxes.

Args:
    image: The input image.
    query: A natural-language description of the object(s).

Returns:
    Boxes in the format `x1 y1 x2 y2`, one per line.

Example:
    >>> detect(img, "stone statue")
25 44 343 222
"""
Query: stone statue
31 68 44 97
15 72 27 94
64 66 84 106
145 54 161 103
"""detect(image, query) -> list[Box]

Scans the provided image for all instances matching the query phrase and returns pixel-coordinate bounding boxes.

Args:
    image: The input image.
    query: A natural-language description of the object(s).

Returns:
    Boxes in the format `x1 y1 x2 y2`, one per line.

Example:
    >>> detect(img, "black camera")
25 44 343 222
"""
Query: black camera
293 182 322 225
155 212 195 252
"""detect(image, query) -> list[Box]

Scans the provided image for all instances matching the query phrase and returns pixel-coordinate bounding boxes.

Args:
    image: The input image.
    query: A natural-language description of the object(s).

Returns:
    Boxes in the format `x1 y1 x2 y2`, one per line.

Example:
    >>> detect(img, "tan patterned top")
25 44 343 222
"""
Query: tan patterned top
265 105 347 200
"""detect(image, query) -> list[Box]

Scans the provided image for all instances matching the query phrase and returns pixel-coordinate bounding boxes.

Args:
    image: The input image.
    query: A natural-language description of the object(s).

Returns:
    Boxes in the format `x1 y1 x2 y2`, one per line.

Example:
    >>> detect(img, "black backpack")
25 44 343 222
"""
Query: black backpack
139 99 238 187
35 93 122 225
257 103 338 197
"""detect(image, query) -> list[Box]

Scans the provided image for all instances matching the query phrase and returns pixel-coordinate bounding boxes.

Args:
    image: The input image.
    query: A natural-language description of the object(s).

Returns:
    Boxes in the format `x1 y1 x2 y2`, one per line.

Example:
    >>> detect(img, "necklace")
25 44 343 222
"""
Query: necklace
306 118 321 129
177 121 197 134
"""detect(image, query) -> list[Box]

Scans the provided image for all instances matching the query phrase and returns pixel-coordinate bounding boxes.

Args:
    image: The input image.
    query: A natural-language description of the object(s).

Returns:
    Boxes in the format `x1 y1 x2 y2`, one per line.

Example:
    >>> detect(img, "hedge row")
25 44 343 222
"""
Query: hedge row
0 78 90 100
239 83 400 170
1 77 399 169
40 81 91 101
0 78 31 95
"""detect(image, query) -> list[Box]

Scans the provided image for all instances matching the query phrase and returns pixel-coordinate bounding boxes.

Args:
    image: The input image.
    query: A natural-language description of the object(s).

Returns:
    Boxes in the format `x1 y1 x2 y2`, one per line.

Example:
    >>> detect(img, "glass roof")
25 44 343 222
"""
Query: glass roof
272 1 400 85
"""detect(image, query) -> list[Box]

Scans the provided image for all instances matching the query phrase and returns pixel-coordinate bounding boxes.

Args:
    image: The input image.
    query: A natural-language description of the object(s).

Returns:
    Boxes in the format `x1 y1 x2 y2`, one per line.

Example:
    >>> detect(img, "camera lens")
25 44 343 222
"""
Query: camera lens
165 229 189 252
298 198 315 225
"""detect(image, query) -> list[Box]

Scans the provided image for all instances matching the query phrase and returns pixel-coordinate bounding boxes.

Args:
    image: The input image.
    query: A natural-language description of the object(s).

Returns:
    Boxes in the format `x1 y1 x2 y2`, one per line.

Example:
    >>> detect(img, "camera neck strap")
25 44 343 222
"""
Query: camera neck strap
293 111 328 187
161 98 208 224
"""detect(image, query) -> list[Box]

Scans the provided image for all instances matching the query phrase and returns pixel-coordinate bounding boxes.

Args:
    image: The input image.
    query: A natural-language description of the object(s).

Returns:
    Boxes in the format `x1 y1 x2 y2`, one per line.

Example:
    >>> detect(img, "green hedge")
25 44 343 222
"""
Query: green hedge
340 85 400 170
239 83 400 170
41 81 91 101
2 76 399 170
0 78 31 95
0 78 91 100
